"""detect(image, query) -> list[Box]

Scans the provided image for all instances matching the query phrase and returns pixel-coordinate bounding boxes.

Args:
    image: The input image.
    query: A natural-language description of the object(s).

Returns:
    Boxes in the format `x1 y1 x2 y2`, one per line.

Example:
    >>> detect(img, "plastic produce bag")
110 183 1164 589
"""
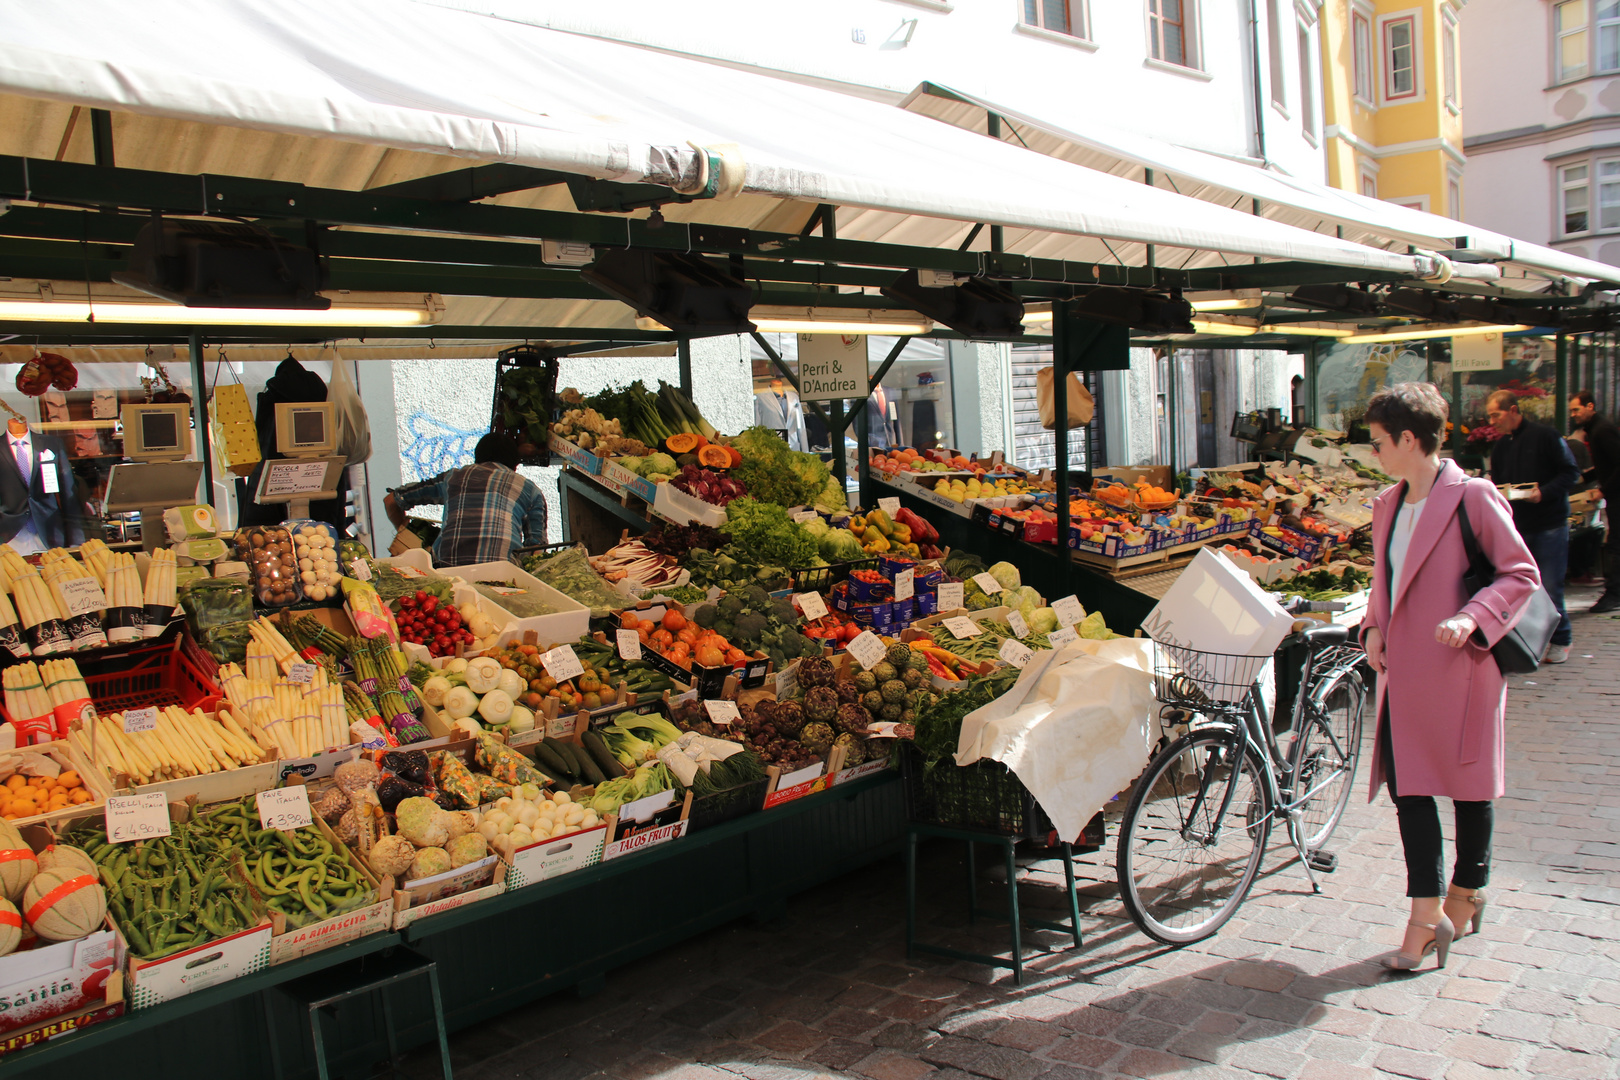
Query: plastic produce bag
955 638 1155 843
327 351 372 466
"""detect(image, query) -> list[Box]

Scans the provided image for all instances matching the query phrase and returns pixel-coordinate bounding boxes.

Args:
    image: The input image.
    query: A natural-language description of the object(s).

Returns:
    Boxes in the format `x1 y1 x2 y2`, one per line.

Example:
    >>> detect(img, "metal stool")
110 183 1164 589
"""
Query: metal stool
266 947 453 1080
904 823 1084 985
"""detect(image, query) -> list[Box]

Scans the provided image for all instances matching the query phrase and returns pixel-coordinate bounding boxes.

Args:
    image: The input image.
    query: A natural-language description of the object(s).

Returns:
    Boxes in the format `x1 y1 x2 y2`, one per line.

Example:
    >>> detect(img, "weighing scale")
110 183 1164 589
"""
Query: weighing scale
103 460 206 552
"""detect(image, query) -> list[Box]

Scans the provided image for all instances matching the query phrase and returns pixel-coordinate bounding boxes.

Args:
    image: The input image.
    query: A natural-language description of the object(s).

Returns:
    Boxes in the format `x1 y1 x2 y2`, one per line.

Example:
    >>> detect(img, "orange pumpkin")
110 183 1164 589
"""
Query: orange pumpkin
664 433 702 455
697 445 732 469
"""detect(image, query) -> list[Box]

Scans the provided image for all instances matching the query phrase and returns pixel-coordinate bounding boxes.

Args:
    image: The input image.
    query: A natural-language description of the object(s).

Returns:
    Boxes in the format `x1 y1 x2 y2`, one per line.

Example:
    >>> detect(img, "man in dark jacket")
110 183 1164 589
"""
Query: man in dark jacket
1570 390 1620 612
1488 390 1582 661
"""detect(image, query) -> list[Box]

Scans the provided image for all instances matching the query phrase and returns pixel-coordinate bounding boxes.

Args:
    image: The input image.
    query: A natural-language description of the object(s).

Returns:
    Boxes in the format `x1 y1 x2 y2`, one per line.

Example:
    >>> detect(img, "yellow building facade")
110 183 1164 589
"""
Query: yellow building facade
1319 1 1466 217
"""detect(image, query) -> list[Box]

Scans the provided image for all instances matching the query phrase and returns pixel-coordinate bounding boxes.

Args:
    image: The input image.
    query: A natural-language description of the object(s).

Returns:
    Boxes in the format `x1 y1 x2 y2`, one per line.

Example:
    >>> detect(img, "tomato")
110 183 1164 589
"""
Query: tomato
694 645 725 667
620 613 640 631
723 647 746 665
661 610 687 633
676 627 699 646
651 628 674 648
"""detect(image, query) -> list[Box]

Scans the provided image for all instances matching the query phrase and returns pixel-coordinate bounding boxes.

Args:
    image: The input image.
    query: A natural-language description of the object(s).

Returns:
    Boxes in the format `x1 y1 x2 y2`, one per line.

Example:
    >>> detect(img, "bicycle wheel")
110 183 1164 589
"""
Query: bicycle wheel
1289 672 1364 852
1117 727 1273 945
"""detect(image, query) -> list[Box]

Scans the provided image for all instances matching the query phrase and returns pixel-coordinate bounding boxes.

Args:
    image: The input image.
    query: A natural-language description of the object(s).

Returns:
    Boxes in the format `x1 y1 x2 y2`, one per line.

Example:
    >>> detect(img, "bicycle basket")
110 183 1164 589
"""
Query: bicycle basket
1150 640 1268 711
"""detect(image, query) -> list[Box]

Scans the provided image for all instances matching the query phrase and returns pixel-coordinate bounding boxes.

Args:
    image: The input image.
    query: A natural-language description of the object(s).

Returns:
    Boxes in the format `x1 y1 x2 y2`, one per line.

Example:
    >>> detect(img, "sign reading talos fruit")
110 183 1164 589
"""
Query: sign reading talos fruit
971 572 1003 595
893 569 914 602
540 645 584 682
797 592 828 621
846 631 888 670
943 616 981 639
937 582 964 610
1052 595 1085 629
703 699 741 726
616 630 641 661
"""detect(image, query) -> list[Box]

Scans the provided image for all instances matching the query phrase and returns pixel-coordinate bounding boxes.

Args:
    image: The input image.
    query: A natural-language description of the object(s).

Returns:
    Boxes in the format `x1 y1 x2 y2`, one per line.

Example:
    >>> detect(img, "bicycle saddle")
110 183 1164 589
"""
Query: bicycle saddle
1302 624 1350 648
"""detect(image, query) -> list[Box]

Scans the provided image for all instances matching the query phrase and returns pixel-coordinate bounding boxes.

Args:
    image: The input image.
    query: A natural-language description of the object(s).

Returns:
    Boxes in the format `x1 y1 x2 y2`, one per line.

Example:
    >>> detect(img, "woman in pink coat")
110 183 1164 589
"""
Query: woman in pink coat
1360 384 1541 971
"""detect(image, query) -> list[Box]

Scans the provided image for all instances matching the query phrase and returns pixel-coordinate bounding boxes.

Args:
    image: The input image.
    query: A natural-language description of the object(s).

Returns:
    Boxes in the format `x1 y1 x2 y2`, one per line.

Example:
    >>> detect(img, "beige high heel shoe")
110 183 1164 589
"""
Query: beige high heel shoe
1446 889 1488 939
1382 915 1455 972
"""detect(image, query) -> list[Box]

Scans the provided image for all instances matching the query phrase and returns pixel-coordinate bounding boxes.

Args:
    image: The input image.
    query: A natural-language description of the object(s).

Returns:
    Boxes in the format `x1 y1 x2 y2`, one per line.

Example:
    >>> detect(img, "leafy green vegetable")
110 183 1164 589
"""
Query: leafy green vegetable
523 546 626 618
819 528 864 561
911 668 1020 766
723 498 820 569
731 426 830 508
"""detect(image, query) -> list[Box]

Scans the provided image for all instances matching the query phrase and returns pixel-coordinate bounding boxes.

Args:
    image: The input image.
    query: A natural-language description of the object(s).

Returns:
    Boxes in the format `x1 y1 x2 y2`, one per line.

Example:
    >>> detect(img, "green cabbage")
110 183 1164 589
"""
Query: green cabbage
1010 586 1043 620
819 528 865 561
1079 612 1111 639
988 561 1022 591
1029 607 1058 634
801 517 830 539
639 453 677 477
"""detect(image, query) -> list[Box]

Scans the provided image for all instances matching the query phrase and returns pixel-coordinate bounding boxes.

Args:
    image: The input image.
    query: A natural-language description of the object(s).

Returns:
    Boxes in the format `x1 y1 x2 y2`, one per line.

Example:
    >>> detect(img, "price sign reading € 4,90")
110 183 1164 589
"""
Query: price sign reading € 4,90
106 792 171 843
846 631 888 670
541 644 584 682
796 592 828 621
256 785 314 831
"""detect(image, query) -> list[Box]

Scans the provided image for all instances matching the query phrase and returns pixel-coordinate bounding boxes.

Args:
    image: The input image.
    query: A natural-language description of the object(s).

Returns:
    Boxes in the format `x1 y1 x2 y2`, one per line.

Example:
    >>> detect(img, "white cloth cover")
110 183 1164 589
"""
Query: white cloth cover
955 639 1156 843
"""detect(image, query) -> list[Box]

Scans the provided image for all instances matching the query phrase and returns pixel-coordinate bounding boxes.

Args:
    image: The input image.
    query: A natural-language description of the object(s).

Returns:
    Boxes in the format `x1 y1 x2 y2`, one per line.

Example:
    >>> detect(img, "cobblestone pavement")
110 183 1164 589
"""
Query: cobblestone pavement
415 585 1620 1080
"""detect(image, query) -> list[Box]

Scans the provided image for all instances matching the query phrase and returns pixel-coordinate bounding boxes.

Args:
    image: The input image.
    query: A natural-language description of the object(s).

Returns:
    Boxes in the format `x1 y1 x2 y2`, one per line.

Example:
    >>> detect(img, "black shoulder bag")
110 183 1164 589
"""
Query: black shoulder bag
1455 491 1560 675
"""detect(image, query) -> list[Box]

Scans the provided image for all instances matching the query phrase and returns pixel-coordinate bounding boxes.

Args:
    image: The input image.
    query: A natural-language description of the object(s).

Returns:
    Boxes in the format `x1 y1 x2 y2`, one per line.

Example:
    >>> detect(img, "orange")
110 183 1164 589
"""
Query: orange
4 776 24 792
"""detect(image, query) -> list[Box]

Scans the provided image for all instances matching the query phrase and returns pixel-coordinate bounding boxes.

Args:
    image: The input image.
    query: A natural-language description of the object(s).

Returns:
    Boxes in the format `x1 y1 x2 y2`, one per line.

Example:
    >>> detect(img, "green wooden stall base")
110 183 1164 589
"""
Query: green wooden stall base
1 774 905 1080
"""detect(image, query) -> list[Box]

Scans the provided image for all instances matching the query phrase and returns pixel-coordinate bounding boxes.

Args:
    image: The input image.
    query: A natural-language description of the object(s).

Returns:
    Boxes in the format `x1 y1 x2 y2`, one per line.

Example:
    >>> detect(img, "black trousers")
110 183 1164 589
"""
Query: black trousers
1380 717 1493 897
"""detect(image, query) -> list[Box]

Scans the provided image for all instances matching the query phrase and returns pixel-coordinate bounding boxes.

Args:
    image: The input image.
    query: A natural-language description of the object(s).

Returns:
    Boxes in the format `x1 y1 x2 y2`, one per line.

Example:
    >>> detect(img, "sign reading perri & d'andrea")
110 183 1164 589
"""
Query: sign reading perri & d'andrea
797 334 867 402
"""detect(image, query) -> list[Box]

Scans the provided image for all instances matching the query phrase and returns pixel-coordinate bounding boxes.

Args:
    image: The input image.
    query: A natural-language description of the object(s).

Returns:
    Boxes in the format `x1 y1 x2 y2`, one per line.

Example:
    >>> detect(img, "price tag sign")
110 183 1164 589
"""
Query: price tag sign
971 572 1003 595
893 568 914 602
938 582 964 611
846 631 887 670
796 592 828 621
1052 595 1085 629
877 497 901 515
287 663 317 685
546 714 576 739
792 510 821 524
703 699 741 726
256 786 314 831
349 558 372 581
943 616 981 639
122 707 157 734
262 459 331 498
540 644 584 682
1048 626 1079 648
616 629 642 661
105 792 171 843
999 639 1035 668
59 578 107 617
1007 609 1029 638
1262 485 1280 501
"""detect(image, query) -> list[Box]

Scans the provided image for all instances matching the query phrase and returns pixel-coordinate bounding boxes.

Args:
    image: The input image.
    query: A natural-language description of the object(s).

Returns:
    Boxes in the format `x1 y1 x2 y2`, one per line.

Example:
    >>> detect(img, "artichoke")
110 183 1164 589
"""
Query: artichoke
832 733 865 767
885 643 913 669
880 679 908 704
835 703 872 735
901 667 926 690
835 680 862 704
799 721 835 756
797 655 835 688
861 690 884 713
871 661 898 684
853 670 877 694
774 700 806 737
805 685 839 723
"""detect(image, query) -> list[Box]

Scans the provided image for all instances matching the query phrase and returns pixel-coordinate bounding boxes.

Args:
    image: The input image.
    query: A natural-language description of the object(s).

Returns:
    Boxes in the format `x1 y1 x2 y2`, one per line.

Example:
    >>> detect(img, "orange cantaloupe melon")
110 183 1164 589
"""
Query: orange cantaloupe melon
22 868 105 942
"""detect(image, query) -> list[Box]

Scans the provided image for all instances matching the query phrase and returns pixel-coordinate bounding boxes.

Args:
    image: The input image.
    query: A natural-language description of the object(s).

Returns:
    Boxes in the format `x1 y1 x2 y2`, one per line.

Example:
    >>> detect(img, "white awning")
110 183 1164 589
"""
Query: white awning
0 0 1449 281
900 83 1620 290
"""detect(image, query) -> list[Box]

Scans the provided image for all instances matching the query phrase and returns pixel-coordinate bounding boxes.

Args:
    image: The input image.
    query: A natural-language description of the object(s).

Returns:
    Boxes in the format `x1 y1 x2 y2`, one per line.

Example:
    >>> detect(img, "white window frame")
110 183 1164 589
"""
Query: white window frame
1297 10 1317 143
1351 4 1376 107
1442 6 1460 112
1597 156 1620 231
1555 0 1590 84
1447 169 1464 220
1146 0 1199 70
1020 0 1088 40
1361 172 1378 199
1598 0 1620 74
1267 0 1287 110
1380 10 1423 104
1561 162 1592 237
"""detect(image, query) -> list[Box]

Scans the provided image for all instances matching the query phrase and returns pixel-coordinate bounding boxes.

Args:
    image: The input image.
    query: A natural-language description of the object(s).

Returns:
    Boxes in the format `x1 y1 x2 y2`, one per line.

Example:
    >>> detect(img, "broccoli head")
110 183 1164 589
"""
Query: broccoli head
771 598 797 623
732 611 769 644
717 595 745 619
691 603 720 629
714 619 736 640
743 585 772 610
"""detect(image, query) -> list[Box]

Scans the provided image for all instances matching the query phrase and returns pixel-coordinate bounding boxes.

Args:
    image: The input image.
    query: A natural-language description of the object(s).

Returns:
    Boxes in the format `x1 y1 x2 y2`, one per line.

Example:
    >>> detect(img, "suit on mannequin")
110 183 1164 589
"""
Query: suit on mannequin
867 384 898 449
0 422 82 553
753 378 809 452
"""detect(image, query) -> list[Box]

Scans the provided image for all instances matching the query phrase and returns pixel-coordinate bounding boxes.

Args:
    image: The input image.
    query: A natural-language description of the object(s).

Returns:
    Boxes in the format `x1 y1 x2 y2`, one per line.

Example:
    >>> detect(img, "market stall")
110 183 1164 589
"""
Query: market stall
0 3 1616 1075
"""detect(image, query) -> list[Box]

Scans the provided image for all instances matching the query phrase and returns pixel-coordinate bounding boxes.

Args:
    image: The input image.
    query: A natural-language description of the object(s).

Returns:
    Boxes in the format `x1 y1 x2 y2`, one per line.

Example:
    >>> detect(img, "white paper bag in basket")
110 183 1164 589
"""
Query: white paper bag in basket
1140 547 1294 694
955 638 1156 844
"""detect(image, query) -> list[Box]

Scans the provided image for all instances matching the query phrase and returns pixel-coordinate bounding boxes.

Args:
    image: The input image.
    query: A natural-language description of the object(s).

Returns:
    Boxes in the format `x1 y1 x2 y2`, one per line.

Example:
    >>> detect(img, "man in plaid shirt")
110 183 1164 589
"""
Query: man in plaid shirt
384 434 548 566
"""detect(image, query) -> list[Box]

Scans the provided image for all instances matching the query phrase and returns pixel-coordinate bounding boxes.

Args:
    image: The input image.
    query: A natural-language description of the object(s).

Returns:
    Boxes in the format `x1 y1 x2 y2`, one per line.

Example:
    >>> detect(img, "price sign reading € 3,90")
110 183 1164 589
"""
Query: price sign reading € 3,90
256 786 314 831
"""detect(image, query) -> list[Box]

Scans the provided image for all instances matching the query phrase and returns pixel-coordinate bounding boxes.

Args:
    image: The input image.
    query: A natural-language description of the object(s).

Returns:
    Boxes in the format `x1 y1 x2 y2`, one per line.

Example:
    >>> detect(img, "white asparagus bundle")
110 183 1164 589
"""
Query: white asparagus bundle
0 587 18 630
245 639 278 684
143 548 176 608
69 704 266 784
40 657 90 708
2 662 50 723
78 539 113 588
9 569 65 628
247 616 297 674
0 545 29 593
102 553 144 642
41 551 105 618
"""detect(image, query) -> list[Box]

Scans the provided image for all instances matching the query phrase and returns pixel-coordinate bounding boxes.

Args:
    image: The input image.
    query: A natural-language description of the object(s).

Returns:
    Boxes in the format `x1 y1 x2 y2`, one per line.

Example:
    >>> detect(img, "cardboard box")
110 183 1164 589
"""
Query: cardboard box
504 823 608 889
124 918 272 1010
0 973 124 1057
391 881 506 930
0 826 124 1037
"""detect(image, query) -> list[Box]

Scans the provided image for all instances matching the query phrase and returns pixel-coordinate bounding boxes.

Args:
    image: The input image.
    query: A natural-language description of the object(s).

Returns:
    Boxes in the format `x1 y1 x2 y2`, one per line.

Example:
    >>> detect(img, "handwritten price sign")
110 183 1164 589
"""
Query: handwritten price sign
256 786 314 831
106 792 171 843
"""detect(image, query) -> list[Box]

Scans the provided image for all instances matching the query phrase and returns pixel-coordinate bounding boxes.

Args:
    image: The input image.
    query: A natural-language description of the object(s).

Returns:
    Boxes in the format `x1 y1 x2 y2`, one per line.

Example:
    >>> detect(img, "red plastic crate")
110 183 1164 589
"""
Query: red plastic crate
1 639 223 733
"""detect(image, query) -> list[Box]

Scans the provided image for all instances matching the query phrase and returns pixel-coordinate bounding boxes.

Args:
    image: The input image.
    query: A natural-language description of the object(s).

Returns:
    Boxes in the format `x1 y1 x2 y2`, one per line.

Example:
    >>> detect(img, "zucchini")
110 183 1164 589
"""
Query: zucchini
580 730 625 780
534 739 574 778
565 740 607 785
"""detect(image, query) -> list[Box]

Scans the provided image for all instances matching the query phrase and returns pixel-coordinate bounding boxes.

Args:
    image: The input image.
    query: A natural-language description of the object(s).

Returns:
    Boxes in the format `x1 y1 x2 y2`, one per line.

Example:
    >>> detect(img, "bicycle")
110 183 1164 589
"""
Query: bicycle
1115 611 1367 945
